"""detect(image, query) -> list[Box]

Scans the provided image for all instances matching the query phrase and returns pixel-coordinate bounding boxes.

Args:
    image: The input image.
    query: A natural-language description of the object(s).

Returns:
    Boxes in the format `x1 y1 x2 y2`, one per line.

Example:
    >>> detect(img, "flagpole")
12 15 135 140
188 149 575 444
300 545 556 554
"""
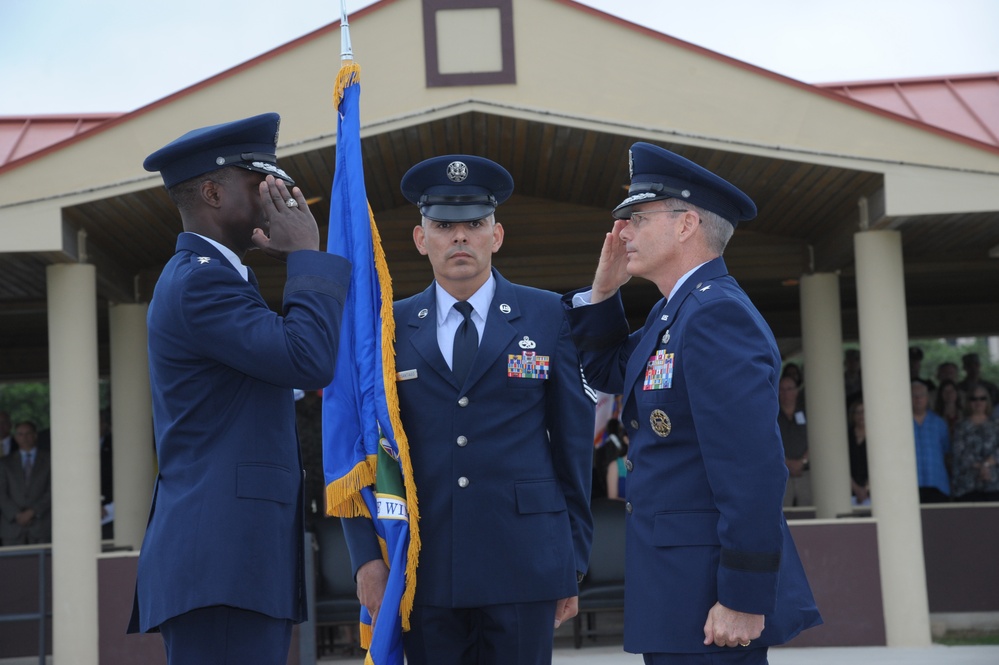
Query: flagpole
340 0 353 61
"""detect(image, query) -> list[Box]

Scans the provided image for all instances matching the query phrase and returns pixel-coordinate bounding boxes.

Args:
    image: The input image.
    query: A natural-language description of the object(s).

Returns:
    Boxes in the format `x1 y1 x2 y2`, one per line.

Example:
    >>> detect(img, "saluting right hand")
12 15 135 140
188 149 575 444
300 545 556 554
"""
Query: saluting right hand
590 219 631 304
252 175 321 260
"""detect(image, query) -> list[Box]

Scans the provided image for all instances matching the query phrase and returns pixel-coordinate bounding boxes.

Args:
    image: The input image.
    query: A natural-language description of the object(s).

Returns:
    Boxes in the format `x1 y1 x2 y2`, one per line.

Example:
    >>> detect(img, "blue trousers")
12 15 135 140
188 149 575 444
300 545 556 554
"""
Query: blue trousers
159 605 293 665
403 600 558 665
644 648 768 664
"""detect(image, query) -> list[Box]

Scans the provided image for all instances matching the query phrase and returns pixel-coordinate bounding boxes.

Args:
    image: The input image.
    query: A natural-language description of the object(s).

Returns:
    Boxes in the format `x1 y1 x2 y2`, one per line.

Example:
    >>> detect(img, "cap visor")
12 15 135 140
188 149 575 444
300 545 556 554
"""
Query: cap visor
421 203 496 222
612 192 670 219
236 163 295 186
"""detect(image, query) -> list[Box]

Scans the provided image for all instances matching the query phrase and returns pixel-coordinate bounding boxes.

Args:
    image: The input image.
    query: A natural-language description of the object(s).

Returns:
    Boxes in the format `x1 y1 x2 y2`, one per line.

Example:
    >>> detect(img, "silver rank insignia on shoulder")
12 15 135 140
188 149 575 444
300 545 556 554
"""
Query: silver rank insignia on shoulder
518 336 536 349
499 303 511 314
197 257 211 264
418 308 429 319
661 330 670 345
699 284 711 292
650 409 672 438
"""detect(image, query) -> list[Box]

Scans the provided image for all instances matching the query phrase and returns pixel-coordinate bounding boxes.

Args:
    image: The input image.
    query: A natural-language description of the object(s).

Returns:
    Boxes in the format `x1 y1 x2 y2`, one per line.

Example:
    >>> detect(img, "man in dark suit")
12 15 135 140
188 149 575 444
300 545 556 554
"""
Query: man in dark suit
0 420 51 545
563 143 821 663
127 113 351 664
342 155 594 665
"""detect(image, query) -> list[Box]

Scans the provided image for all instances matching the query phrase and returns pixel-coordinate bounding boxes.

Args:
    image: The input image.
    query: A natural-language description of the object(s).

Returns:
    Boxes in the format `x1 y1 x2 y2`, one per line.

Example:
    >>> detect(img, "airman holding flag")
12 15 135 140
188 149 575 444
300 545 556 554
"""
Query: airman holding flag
339 152 595 665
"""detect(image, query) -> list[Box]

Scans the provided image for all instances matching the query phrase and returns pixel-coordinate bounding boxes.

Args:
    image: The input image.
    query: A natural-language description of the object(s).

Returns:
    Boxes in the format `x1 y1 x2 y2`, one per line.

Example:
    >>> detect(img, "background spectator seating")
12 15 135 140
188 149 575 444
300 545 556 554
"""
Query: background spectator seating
313 517 362 656
572 497 626 648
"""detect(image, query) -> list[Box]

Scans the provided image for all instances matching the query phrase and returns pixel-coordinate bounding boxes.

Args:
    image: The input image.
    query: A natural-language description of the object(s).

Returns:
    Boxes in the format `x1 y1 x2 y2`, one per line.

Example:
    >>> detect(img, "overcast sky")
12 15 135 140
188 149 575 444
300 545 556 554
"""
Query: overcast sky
2 0 998 115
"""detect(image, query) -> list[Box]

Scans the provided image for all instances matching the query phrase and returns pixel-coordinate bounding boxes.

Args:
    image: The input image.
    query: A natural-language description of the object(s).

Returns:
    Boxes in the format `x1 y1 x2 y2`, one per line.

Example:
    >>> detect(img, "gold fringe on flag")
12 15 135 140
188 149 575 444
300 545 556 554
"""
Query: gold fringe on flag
325 454 377 519
324 57 373 522
370 202 421 631
359 622 373 653
329 56 422 633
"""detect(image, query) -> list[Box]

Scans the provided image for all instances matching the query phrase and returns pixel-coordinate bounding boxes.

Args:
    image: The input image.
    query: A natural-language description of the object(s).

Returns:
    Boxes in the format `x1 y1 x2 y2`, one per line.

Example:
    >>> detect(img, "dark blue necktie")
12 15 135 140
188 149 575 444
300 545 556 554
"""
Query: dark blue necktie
452 301 478 383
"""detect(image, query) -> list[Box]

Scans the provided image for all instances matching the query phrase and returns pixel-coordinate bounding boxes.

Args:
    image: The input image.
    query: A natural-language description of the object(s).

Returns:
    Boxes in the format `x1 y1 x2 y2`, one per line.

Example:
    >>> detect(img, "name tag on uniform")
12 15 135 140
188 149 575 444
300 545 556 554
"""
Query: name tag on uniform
508 351 550 379
397 369 418 381
643 350 674 390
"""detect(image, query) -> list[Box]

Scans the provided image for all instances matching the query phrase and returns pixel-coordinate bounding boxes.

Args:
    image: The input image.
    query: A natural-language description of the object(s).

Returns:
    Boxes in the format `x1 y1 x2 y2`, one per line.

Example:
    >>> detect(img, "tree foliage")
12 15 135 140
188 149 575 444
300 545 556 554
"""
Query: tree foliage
0 382 51 430
0 380 111 432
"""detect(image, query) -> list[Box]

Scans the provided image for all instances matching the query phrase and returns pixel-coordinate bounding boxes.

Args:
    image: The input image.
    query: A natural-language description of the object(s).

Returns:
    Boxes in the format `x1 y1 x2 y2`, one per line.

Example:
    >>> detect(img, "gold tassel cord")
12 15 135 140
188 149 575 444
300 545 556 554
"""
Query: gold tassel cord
333 61 361 109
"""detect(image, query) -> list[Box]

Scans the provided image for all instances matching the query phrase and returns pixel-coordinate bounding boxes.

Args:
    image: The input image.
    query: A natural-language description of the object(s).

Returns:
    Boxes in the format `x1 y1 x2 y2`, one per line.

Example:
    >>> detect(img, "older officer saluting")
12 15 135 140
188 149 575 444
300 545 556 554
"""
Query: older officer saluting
563 143 821 664
342 155 594 665
129 113 351 664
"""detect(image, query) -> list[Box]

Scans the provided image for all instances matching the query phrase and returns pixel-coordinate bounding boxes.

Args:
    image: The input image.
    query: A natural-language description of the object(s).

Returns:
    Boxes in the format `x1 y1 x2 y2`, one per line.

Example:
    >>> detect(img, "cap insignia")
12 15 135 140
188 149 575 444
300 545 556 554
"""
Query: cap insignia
446 161 468 182
216 156 226 165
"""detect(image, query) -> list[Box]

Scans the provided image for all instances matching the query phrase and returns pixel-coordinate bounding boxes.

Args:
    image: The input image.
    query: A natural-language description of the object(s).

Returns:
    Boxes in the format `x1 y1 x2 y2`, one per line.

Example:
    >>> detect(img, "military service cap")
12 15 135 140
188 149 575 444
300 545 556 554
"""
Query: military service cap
614 142 756 226
401 154 513 223
144 112 294 188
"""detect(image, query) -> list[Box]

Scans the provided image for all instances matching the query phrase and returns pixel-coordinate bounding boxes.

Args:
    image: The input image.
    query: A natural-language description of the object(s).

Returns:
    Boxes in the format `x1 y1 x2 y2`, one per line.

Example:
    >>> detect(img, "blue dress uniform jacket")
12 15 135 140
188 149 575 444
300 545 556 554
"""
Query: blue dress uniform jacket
563 257 820 654
343 269 594 608
129 233 350 633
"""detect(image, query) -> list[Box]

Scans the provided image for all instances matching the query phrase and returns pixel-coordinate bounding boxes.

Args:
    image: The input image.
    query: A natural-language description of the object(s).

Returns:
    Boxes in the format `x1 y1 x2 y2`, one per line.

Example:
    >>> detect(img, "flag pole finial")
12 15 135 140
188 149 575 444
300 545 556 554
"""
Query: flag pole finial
340 0 354 61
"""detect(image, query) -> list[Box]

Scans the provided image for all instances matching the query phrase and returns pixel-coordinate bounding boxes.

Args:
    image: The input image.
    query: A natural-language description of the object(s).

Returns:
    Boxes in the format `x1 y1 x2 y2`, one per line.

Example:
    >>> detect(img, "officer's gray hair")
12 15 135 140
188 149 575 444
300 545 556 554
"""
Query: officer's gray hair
668 199 734 255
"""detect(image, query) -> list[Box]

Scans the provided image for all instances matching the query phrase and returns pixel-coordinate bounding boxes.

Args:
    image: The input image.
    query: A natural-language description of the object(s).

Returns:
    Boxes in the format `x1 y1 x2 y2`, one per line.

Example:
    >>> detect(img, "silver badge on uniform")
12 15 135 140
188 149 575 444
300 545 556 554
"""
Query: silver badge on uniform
499 303 511 314
661 330 670 345
397 369 418 381
650 409 672 438
518 336 536 349
418 308 429 318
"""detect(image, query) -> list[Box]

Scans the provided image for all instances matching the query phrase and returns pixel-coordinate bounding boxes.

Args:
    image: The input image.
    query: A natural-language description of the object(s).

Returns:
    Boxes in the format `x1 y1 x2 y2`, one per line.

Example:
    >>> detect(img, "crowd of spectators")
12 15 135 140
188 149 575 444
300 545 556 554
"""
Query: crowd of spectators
778 347 999 507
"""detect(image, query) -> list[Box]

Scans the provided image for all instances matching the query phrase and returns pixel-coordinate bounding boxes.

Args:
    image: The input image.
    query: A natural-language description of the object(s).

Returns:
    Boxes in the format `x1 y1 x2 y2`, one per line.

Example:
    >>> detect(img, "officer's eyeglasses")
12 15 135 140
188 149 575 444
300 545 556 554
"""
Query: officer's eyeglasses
629 209 688 228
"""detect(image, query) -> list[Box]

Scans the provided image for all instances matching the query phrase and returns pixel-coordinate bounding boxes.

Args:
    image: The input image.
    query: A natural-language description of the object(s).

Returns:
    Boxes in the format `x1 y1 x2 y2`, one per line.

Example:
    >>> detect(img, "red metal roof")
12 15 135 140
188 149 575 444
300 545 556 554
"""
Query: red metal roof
818 72 999 147
0 114 122 168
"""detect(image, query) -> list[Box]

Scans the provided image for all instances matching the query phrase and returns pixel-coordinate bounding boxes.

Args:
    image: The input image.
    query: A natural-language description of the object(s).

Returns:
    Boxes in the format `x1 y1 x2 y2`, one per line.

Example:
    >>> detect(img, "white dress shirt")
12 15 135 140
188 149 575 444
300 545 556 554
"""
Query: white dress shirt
434 275 495 370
